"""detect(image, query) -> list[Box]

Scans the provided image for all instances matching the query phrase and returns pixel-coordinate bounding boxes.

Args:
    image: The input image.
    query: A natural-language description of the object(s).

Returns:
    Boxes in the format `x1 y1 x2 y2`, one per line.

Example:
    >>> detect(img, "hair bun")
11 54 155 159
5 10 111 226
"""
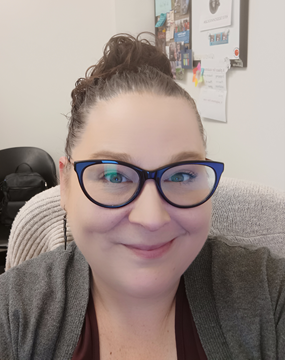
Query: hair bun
86 33 172 81
71 33 173 115
67 33 206 160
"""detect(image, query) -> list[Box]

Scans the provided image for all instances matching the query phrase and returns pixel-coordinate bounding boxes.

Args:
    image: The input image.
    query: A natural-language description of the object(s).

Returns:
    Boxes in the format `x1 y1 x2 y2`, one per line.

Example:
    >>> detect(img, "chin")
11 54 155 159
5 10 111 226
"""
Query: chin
121 271 181 299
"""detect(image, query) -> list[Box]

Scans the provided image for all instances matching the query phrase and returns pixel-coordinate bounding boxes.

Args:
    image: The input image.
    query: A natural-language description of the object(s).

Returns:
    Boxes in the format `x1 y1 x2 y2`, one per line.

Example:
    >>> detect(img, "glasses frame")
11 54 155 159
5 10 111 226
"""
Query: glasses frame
70 159 224 209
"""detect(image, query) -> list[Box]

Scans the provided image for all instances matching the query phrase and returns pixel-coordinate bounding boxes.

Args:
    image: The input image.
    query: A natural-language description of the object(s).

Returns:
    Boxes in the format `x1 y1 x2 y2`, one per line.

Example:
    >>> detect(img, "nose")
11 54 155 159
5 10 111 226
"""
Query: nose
128 180 171 231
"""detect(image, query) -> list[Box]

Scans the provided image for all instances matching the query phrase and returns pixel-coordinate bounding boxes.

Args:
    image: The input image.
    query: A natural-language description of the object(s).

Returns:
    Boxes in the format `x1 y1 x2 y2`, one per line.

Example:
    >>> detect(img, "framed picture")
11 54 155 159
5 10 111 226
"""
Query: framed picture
191 0 249 68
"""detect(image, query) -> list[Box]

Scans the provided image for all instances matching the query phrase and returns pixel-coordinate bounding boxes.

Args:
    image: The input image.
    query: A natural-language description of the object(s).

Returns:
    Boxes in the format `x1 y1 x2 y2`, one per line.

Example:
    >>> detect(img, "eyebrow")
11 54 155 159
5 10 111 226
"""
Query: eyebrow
88 150 205 165
169 151 205 163
88 151 132 162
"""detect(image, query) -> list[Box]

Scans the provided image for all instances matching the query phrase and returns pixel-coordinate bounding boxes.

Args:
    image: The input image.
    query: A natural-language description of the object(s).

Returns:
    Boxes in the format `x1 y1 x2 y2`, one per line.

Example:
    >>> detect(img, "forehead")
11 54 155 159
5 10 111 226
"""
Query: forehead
74 93 205 168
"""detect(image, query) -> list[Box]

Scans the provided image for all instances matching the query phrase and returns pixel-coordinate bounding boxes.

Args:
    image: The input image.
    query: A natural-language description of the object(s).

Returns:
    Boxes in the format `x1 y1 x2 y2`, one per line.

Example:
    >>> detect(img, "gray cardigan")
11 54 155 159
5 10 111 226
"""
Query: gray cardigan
0 237 284 360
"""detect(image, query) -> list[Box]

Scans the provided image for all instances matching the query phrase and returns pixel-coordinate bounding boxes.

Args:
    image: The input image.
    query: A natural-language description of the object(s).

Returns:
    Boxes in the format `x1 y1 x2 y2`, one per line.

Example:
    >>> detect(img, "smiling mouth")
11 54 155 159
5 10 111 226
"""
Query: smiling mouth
126 242 171 251
123 239 175 259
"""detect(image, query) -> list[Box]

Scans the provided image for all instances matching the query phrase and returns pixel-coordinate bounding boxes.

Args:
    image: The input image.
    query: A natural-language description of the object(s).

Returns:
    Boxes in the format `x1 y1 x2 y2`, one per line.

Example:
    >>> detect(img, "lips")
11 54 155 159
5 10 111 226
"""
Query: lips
123 239 175 259
126 241 171 251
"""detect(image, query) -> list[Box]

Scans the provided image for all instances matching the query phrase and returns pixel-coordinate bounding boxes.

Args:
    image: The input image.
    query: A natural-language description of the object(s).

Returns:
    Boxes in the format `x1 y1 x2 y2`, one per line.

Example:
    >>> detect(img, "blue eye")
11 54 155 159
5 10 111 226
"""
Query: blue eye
168 172 197 182
103 172 129 183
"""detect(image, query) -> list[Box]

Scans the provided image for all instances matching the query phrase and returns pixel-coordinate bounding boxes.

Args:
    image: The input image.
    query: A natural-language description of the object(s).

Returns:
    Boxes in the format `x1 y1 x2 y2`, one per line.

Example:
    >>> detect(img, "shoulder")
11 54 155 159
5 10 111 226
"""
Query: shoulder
0 241 87 293
186 235 285 323
205 237 285 324
0 242 90 310
206 235 285 275
201 236 285 292
185 236 285 358
0 242 90 358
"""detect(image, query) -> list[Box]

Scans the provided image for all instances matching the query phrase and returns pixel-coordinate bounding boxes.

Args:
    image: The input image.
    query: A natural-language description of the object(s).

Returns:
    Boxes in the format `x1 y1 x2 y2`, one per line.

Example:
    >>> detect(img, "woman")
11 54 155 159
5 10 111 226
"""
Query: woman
0 34 284 359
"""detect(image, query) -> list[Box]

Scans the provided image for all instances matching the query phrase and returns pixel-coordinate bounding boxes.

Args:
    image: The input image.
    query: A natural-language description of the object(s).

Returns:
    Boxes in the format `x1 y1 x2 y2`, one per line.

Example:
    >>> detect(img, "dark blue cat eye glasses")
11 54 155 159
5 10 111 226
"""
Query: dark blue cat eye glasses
69 159 224 209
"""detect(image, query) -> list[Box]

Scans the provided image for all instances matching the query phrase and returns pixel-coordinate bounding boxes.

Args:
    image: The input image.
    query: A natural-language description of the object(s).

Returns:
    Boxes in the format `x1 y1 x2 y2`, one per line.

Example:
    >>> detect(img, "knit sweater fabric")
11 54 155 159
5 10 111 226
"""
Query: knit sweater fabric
0 237 284 360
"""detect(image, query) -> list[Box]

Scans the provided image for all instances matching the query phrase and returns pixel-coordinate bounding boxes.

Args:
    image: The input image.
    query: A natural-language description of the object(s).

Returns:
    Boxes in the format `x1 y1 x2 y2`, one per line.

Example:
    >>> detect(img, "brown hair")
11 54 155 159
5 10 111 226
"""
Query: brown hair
66 33 206 159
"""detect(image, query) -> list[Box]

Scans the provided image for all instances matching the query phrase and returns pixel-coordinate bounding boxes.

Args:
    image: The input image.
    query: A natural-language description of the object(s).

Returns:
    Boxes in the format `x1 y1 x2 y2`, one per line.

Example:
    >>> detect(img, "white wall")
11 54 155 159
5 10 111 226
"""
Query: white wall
1 0 284 191
177 0 285 191
115 0 155 35
0 0 117 174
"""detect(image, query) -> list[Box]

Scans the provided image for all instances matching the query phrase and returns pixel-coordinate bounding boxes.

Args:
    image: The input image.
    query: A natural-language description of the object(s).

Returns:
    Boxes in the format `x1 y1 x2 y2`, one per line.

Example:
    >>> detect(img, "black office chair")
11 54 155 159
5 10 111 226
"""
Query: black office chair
0 146 57 271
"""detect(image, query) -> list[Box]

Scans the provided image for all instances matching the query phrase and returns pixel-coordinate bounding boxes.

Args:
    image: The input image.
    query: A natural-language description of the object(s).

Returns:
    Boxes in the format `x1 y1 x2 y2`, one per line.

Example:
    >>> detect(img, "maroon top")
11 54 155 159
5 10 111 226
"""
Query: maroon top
72 277 207 359
175 277 208 359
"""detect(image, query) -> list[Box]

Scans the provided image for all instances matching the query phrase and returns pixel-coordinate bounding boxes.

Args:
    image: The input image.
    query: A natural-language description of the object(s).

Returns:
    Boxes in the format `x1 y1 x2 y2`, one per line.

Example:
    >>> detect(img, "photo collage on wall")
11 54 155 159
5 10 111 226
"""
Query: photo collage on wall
155 0 192 80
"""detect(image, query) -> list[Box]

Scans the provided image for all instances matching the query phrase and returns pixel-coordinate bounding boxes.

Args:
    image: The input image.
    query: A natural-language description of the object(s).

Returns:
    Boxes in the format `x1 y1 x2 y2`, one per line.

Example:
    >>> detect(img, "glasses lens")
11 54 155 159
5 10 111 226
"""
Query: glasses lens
82 164 140 206
161 164 216 206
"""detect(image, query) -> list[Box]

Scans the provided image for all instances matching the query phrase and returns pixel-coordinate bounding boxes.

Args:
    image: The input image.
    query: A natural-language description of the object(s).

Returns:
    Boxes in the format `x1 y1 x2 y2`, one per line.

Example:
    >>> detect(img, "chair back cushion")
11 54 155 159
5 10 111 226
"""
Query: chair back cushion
6 186 73 270
5 178 285 270
211 177 285 257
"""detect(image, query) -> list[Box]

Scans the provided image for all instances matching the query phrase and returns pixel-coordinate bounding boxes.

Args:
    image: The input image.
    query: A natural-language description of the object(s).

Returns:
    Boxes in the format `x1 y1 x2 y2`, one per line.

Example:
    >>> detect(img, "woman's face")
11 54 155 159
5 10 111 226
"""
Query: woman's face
60 93 211 298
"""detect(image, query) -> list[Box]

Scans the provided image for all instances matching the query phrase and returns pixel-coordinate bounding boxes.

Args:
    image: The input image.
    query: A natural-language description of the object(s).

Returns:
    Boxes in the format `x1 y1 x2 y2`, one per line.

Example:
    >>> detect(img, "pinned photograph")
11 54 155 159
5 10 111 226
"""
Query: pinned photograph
169 42 177 61
180 0 190 14
174 17 190 43
209 30 229 46
174 0 181 14
176 42 184 61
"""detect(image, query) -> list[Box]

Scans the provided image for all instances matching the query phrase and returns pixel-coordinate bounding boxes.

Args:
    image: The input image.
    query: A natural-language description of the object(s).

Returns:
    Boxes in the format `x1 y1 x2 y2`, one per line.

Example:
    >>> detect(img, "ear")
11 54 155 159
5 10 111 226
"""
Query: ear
59 156 69 210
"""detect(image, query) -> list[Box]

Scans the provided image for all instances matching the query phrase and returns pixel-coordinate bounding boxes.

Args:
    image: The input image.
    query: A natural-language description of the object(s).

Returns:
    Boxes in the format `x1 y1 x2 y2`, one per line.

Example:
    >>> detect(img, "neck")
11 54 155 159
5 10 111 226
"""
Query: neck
91 273 180 337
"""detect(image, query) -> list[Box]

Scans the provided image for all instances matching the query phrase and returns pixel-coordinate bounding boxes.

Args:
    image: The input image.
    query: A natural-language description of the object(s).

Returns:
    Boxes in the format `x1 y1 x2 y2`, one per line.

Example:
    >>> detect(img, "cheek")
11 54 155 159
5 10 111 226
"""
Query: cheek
176 201 212 236
170 202 212 273
65 178 128 238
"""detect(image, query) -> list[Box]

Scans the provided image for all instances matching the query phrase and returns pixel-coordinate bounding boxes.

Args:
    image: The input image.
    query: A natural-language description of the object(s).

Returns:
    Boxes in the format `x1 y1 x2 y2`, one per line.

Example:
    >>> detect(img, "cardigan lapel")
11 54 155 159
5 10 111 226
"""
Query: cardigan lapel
183 239 233 360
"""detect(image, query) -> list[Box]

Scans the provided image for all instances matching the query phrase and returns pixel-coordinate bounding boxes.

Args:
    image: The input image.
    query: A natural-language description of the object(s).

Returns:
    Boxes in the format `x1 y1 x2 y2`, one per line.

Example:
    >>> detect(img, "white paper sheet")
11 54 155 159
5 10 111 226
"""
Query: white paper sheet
198 88 227 122
166 24 175 41
165 46 170 59
167 10 174 23
197 58 230 122
202 58 229 91
166 10 175 41
199 0 232 32
155 0 172 16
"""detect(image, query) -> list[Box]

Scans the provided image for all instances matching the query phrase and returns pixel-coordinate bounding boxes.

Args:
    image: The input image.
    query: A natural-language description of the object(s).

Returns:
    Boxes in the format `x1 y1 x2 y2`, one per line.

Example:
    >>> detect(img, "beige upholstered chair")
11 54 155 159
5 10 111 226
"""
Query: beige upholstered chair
5 178 285 270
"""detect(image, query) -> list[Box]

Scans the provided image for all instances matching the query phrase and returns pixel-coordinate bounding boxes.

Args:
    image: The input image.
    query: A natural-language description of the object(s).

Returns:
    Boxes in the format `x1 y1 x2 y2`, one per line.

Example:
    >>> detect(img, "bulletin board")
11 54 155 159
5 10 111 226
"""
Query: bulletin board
155 0 192 79
191 0 249 68
154 0 248 69
154 0 249 122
